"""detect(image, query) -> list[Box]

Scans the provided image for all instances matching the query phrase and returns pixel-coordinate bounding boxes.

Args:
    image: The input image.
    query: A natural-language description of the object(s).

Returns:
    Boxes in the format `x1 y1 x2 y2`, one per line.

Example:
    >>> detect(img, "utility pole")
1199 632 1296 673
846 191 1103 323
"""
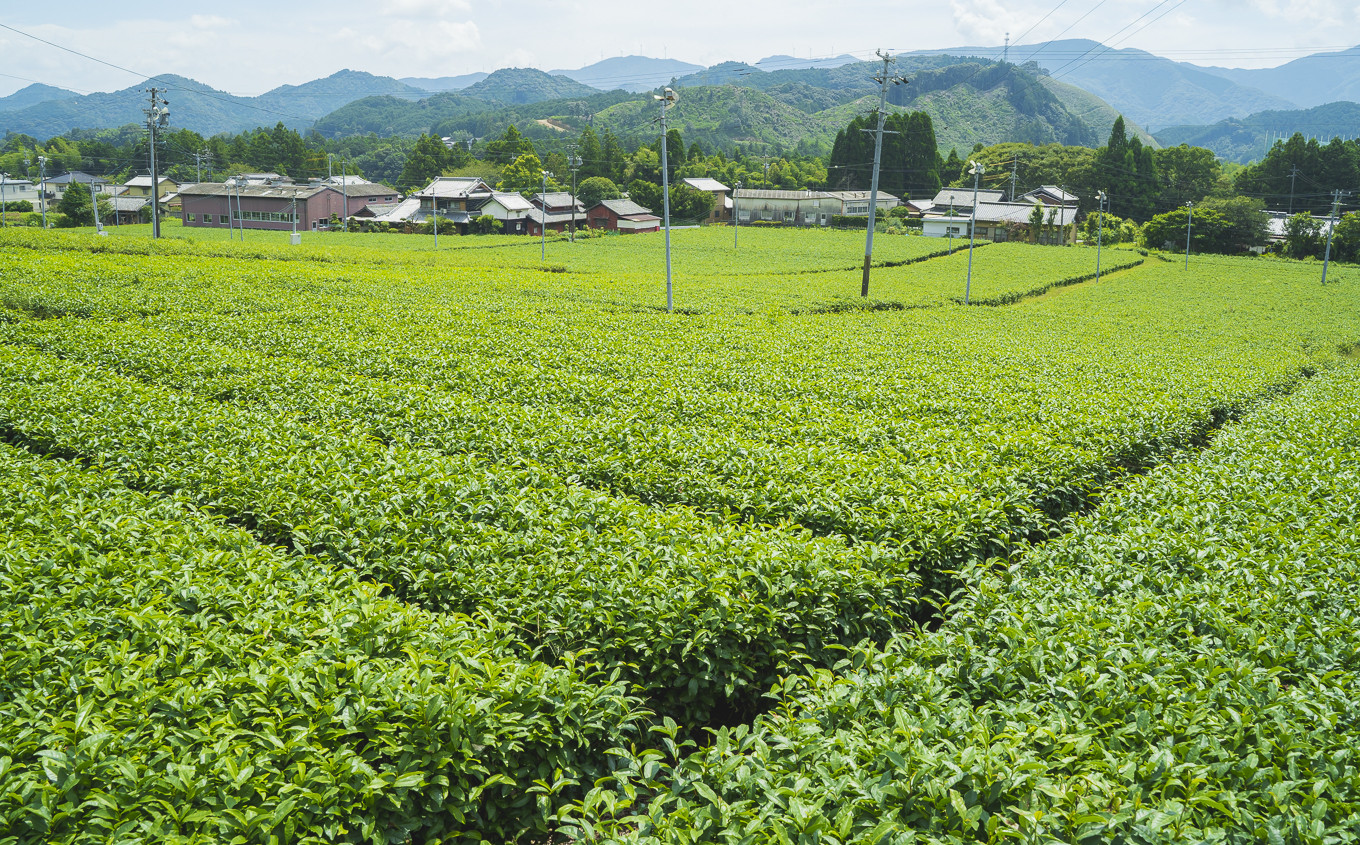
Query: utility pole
655 87 678 312
92 181 103 233
964 160 984 304
1322 190 1345 285
340 158 349 231
540 169 553 261
733 180 742 248
1094 190 1107 284
38 156 48 228
862 49 909 298
1288 165 1300 215
1003 32 1010 63
432 181 439 250
1 172 6 228
1184 201 1193 269
143 88 169 239
567 145 582 243
1009 154 1018 201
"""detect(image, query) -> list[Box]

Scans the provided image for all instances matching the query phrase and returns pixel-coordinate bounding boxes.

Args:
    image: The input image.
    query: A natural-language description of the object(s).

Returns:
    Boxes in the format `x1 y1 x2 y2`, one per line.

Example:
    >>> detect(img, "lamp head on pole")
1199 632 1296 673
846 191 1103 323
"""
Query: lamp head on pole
968 161 984 177
654 87 678 109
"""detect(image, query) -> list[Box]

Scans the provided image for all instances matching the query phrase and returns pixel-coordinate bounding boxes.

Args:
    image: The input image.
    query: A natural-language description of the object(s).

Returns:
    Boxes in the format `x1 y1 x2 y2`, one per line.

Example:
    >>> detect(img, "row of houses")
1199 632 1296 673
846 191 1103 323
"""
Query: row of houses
176 175 665 236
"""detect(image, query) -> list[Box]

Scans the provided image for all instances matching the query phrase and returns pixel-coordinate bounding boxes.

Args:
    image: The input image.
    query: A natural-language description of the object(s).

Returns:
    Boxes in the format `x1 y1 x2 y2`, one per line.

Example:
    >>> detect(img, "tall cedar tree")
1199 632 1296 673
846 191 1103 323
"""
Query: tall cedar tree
828 111 943 201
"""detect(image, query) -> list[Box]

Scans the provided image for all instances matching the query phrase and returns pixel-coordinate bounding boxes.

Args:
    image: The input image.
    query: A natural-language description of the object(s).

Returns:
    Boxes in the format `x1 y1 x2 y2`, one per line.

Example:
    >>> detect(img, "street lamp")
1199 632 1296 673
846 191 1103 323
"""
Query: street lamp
1095 190 1108 283
38 156 48 229
733 180 742 248
541 169 554 261
655 86 678 312
964 160 985 305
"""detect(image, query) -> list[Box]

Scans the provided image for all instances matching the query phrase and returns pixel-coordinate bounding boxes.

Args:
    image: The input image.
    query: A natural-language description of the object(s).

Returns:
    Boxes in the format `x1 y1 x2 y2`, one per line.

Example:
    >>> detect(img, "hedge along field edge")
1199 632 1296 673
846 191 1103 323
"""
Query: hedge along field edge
555 361 1360 843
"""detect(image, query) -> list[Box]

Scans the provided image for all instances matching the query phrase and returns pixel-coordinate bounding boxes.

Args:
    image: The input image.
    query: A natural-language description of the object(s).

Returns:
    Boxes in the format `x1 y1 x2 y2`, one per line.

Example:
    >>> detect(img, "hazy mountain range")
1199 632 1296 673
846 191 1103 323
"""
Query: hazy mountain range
3 44 1358 164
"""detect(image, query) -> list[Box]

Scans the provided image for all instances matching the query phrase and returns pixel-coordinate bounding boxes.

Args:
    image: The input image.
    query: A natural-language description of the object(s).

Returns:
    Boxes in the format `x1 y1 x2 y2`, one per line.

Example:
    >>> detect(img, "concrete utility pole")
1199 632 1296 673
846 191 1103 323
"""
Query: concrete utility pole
655 86 678 312
340 158 349 231
964 160 984 304
1 172 7 228
1009 154 1019 201
1095 190 1108 284
567 144 582 242
1184 201 1193 269
432 180 439 250
733 180 742 248
541 169 553 261
1289 165 1300 215
1322 190 1346 285
862 49 909 298
92 180 103 233
35 157 48 228
143 88 169 238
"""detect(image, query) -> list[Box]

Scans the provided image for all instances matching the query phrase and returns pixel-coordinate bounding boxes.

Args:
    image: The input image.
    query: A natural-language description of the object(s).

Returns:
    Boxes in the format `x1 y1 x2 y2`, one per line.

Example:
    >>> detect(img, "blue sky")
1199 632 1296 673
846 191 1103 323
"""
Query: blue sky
3 0 1359 98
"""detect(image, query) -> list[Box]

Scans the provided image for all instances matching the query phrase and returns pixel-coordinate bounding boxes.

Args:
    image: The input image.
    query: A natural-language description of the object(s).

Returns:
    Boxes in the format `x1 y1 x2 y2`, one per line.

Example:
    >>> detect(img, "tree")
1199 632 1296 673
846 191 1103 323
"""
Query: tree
1196 196 1268 251
667 183 715 222
483 125 536 166
498 152 557 195
577 176 621 209
1028 202 1045 243
577 127 605 180
1141 206 1235 254
626 179 661 213
1329 212 1360 263
1154 144 1221 208
470 214 502 235
54 182 110 227
1283 213 1325 259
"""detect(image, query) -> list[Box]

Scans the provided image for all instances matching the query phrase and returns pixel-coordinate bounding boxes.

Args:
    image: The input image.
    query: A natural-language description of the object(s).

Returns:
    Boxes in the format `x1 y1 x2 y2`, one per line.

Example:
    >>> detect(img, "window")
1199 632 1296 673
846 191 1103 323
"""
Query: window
220 215 229 224
186 213 195 222
232 210 297 223
738 211 751 222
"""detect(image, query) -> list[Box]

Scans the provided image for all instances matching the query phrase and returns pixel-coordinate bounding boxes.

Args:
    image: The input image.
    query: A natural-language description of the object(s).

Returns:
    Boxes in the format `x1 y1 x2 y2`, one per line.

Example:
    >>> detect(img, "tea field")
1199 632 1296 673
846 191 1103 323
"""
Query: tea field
1 226 1358 843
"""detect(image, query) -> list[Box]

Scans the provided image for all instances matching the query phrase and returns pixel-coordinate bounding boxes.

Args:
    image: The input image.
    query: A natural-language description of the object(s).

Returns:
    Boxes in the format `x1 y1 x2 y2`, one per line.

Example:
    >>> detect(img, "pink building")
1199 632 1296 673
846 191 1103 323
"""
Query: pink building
179 180 399 231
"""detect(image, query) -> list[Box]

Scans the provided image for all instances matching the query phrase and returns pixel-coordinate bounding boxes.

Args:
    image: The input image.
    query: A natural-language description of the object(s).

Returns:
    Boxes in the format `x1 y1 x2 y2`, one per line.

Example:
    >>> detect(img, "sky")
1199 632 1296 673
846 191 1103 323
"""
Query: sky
3 0 1360 98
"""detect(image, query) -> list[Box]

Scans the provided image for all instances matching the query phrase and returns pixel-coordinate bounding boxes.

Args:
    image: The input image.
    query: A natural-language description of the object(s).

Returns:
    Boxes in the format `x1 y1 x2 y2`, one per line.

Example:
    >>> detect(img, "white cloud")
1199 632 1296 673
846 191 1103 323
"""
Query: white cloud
950 0 1010 45
382 0 472 18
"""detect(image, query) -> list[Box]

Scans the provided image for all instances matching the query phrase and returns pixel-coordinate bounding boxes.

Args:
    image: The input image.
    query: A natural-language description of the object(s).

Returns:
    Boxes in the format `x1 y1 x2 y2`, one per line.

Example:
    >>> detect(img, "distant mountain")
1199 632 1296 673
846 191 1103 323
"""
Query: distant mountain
907 40 1296 131
254 70 425 116
1155 102 1360 164
312 55 1112 154
1037 75 1157 146
551 56 704 93
1 70 428 138
674 62 764 88
1199 46 1360 110
755 54 861 72
462 67 606 105
312 90 492 138
0 83 80 112
401 73 489 92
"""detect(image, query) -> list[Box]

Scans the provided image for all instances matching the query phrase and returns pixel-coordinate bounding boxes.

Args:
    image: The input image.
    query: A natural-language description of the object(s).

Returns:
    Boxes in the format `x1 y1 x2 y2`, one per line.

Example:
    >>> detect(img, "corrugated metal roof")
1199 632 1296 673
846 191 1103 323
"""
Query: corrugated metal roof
596 198 654 216
683 177 730 193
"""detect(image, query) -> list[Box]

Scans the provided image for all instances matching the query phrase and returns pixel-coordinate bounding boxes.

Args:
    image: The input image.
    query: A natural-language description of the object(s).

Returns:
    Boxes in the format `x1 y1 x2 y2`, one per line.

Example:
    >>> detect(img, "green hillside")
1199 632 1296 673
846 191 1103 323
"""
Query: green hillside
1156 101 1360 164
312 56 1108 155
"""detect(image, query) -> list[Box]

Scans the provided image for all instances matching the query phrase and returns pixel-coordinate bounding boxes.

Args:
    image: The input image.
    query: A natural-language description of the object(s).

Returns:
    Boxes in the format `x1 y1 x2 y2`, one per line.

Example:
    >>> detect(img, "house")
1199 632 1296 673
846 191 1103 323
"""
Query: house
822 190 901 218
527 191 585 236
1021 185 1079 207
733 189 834 227
410 176 495 232
927 188 1008 213
478 192 534 234
921 195 1079 244
121 175 179 200
681 177 731 223
0 174 41 208
44 171 111 203
586 198 661 234
179 182 354 231
108 195 150 225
